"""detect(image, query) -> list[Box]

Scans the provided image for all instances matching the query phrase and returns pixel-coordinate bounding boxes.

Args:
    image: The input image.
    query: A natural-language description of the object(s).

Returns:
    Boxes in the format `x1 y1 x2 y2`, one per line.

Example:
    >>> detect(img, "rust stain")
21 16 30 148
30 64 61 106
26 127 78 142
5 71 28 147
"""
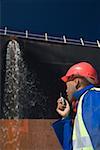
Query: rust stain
0 119 61 150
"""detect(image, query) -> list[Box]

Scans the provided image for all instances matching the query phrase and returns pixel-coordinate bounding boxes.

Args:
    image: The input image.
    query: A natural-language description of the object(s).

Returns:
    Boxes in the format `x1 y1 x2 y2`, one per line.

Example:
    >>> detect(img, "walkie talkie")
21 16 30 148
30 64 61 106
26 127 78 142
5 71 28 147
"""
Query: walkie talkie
60 92 67 106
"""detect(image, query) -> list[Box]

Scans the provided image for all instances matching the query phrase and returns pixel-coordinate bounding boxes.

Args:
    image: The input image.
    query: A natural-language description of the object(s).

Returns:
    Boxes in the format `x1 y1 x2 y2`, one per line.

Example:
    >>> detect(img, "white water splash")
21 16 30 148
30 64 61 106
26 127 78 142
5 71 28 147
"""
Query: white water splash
3 40 22 119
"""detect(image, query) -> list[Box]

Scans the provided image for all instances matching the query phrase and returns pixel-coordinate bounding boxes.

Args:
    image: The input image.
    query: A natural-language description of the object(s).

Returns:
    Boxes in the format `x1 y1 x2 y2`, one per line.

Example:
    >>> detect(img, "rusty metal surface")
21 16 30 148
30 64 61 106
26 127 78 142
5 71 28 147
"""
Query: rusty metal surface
0 119 62 150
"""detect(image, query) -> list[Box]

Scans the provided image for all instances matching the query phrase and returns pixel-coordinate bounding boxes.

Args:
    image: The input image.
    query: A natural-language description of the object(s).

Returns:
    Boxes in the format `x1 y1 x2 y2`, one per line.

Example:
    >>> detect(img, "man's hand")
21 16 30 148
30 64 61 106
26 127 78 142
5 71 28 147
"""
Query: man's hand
56 98 70 118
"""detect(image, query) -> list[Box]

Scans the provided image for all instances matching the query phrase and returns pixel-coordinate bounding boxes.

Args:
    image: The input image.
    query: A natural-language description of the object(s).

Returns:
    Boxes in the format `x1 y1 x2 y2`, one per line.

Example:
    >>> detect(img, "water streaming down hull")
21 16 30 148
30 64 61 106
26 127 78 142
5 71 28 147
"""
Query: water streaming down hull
2 40 48 119
3 40 24 118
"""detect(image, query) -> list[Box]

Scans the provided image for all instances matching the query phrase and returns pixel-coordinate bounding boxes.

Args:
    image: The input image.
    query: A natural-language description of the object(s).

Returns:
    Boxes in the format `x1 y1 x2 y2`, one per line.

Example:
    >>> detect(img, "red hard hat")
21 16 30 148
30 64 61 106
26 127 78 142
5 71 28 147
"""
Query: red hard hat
61 62 98 84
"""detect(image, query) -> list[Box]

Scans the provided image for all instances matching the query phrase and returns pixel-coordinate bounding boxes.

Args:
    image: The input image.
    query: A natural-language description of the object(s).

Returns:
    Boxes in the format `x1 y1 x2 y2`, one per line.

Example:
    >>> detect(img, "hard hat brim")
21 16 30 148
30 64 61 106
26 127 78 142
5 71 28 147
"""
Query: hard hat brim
61 75 68 82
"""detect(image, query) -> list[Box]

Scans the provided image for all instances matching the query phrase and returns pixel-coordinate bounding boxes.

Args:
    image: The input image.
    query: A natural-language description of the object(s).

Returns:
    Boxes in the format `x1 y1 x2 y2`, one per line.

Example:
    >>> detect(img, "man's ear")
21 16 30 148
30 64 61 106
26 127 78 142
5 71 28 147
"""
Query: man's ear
74 78 80 89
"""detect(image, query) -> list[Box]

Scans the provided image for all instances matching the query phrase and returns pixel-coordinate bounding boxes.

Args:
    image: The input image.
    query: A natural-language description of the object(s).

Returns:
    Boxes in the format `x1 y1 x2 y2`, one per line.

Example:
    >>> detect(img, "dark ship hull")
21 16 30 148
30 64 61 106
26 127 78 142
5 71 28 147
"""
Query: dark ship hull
0 34 100 149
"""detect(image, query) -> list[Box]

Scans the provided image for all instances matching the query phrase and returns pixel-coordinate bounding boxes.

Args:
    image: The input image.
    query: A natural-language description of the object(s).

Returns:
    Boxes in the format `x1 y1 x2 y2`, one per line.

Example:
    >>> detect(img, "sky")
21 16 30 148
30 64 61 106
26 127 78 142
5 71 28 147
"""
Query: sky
0 0 100 41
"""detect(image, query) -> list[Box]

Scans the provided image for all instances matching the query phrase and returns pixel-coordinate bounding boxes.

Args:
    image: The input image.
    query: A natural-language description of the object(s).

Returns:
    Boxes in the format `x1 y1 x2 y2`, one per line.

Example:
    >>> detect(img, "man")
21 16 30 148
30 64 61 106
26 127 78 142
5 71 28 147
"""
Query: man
52 62 100 150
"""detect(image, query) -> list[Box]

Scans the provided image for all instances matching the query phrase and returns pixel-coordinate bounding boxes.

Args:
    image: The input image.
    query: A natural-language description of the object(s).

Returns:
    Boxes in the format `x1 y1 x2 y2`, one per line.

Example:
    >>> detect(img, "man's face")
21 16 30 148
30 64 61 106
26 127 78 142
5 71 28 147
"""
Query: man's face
66 80 77 101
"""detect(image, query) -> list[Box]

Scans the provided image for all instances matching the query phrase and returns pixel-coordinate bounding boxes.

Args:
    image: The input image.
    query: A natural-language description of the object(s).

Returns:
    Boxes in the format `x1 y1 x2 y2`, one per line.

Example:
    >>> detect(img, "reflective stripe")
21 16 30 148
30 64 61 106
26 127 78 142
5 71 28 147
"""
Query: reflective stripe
73 135 94 149
90 87 100 91
77 92 89 137
83 147 93 150
73 122 77 140
72 87 100 150
73 115 94 149
73 116 83 148
73 147 93 150
73 115 93 148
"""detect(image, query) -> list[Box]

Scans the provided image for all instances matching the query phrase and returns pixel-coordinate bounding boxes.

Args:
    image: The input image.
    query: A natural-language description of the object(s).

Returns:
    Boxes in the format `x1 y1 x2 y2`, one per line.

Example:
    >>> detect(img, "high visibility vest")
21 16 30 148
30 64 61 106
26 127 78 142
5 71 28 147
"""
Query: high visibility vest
72 87 100 150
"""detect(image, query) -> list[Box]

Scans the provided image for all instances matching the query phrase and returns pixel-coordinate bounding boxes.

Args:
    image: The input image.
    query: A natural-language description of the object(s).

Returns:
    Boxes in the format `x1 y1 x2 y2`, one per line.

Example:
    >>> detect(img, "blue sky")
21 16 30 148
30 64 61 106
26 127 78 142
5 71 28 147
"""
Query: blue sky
1 0 100 41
